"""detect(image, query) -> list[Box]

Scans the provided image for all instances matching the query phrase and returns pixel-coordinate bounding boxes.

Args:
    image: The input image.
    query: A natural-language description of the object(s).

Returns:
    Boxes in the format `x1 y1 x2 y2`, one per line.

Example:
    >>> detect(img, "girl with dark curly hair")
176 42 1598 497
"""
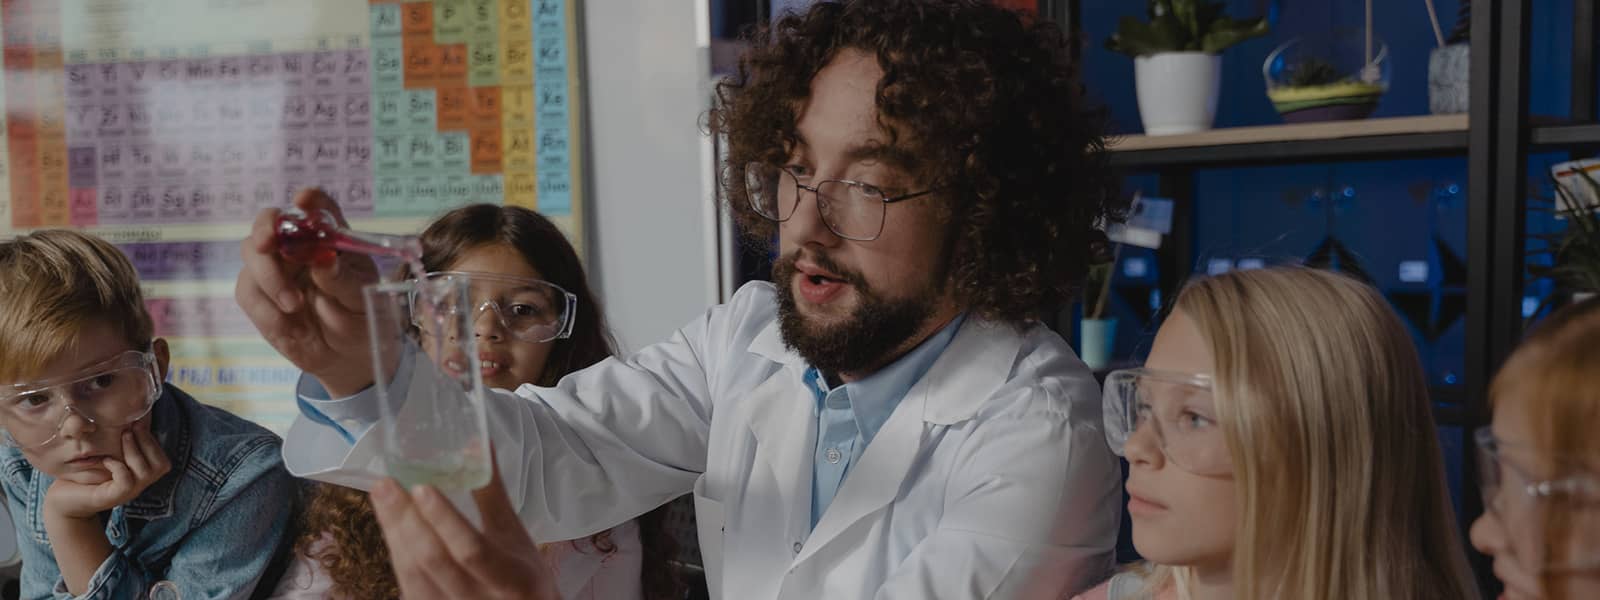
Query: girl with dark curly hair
267 204 681 600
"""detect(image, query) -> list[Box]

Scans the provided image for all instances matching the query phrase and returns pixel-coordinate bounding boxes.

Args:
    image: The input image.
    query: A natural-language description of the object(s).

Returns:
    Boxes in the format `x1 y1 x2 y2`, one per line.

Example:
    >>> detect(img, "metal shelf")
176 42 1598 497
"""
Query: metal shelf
1108 115 1470 169
1053 0 1557 593
1531 123 1600 148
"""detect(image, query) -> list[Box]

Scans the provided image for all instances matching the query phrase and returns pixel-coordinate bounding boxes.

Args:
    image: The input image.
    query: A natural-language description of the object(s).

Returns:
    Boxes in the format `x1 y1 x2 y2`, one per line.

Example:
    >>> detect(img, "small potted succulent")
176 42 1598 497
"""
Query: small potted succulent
1263 29 1390 123
1105 0 1270 135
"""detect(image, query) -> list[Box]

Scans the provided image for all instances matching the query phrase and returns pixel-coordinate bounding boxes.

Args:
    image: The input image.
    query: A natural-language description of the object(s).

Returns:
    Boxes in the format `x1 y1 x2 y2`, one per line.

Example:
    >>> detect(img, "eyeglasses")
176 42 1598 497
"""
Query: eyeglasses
410 272 578 344
1103 368 1231 476
744 162 940 241
0 350 162 449
1475 427 1600 572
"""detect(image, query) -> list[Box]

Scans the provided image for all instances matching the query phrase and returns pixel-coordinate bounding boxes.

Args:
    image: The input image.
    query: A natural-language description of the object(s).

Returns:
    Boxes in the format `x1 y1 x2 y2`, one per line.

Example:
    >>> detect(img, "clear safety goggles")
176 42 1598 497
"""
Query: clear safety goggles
411 271 577 344
1103 368 1231 476
0 350 161 449
1476 427 1600 572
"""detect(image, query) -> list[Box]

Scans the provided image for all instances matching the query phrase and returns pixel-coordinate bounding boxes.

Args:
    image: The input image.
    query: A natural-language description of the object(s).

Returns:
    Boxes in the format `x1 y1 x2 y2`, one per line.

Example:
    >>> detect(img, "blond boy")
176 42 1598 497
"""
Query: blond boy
0 230 295 600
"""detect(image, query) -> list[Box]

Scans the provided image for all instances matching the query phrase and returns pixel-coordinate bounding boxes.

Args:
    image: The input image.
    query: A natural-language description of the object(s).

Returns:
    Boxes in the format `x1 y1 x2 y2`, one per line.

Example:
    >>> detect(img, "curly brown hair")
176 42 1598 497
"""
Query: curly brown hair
294 485 398 600
712 0 1124 323
295 487 662 600
292 204 680 600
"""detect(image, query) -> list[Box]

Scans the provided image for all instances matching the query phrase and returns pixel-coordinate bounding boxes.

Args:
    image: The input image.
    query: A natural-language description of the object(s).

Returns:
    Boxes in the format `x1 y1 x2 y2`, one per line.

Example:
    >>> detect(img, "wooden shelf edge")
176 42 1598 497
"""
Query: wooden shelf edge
1109 114 1470 153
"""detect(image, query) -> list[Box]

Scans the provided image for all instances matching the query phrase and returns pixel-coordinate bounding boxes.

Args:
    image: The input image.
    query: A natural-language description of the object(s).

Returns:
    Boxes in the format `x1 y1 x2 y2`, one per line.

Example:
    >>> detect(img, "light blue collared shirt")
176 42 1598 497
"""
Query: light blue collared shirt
805 313 966 529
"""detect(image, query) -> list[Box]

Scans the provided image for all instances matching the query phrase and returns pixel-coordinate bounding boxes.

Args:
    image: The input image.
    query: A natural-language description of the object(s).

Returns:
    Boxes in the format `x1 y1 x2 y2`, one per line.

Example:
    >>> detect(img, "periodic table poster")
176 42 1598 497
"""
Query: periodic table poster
0 0 588 433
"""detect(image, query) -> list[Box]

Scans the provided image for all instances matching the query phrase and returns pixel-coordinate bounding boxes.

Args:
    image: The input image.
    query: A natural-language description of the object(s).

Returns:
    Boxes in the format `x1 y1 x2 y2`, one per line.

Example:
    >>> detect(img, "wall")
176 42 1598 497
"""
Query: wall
580 0 720 352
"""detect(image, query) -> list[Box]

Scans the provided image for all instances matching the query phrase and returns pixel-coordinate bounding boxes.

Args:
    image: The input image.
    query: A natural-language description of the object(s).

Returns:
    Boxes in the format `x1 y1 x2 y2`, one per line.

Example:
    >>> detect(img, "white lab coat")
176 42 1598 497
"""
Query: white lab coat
283 282 1122 599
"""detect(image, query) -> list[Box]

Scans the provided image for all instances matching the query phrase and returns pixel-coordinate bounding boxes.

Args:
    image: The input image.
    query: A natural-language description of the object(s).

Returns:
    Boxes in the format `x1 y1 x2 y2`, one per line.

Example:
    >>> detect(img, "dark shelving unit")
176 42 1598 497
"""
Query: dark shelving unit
1042 0 1597 594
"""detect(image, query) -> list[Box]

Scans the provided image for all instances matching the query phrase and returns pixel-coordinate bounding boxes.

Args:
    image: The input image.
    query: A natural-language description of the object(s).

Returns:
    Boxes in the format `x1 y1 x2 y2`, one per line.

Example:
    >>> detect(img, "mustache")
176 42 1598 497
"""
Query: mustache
772 250 864 287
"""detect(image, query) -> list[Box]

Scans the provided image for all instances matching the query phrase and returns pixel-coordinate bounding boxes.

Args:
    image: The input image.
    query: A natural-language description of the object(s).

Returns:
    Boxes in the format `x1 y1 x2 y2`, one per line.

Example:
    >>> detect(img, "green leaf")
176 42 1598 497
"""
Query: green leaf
1151 13 1195 51
1147 0 1172 21
1195 1 1227 33
1199 16 1270 53
1115 0 1265 56
1106 15 1188 56
1171 0 1200 38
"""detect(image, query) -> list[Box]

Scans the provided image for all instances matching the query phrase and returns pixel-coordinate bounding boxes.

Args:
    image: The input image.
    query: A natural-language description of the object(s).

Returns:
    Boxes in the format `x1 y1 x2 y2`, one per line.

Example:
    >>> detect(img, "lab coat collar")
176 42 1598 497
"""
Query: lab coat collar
747 318 805 367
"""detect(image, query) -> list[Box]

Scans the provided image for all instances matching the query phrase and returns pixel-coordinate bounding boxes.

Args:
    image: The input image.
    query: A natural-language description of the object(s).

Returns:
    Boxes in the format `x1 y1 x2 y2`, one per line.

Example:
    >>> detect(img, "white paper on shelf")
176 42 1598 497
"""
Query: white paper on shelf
1551 159 1600 218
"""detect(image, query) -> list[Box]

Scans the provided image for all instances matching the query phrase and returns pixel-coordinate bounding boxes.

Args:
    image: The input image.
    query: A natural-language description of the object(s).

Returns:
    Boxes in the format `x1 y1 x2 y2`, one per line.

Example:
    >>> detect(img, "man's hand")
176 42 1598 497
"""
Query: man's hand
370 451 559 600
234 188 381 397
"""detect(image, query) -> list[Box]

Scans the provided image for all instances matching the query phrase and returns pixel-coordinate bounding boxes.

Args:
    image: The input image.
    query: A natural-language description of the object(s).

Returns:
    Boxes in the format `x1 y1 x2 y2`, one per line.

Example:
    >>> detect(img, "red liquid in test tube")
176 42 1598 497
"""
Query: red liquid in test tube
275 208 421 266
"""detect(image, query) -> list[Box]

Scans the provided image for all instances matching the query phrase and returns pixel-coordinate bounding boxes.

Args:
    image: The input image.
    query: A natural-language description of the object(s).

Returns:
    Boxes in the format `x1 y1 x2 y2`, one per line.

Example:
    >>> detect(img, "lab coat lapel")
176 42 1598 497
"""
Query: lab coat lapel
793 385 923 566
793 318 1021 565
745 321 820 547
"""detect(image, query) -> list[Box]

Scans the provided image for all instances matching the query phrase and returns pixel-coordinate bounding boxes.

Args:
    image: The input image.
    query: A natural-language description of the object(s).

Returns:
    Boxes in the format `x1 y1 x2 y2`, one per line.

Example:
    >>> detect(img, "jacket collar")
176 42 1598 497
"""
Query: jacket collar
122 383 190 521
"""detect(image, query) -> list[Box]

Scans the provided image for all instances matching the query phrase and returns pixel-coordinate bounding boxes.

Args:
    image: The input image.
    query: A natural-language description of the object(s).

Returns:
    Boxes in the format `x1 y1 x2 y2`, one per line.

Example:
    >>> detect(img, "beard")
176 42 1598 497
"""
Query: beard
772 250 938 375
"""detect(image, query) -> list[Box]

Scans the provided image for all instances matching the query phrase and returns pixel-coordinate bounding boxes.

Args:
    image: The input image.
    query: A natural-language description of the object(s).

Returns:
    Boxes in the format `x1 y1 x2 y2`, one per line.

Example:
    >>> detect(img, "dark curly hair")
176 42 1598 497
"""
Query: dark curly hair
292 204 681 600
712 0 1124 323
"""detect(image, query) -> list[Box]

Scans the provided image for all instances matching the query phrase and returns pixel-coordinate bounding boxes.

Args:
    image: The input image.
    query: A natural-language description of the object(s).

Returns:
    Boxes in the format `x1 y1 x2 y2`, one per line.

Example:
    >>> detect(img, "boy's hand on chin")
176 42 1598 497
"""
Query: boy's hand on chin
44 421 170 520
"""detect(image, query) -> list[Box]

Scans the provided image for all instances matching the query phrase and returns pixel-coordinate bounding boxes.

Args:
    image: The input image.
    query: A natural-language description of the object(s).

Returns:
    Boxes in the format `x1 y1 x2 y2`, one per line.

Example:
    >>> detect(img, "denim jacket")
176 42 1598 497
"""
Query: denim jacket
0 384 297 600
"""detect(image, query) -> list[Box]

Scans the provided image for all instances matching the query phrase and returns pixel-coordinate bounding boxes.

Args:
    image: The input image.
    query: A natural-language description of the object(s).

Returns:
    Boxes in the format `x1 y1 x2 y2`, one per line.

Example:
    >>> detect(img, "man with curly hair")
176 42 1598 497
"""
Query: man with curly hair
240 1 1126 598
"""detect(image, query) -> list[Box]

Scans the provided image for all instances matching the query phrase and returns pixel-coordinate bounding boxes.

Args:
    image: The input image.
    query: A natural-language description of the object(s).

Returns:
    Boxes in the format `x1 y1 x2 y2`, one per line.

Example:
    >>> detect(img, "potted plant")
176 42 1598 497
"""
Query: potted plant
1535 164 1600 304
1079 233 1120 370
1105 0 1269 136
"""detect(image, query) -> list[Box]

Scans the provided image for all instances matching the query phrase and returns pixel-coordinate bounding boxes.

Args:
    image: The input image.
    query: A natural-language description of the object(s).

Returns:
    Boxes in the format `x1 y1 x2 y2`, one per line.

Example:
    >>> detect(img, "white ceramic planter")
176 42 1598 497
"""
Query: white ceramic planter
1135 52 1222 136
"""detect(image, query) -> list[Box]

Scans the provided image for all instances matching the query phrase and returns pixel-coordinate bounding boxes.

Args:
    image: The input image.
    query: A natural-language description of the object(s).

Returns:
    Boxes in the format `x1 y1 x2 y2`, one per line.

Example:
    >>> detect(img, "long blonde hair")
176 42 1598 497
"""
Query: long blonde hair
1141 267 1477 600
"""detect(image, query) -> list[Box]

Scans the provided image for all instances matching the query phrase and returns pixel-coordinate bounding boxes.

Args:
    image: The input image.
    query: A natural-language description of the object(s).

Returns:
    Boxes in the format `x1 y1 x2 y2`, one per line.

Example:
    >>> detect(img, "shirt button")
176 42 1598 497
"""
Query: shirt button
825 448 842 464
147 581 180 600
338 418 362 432
793 541 803 554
